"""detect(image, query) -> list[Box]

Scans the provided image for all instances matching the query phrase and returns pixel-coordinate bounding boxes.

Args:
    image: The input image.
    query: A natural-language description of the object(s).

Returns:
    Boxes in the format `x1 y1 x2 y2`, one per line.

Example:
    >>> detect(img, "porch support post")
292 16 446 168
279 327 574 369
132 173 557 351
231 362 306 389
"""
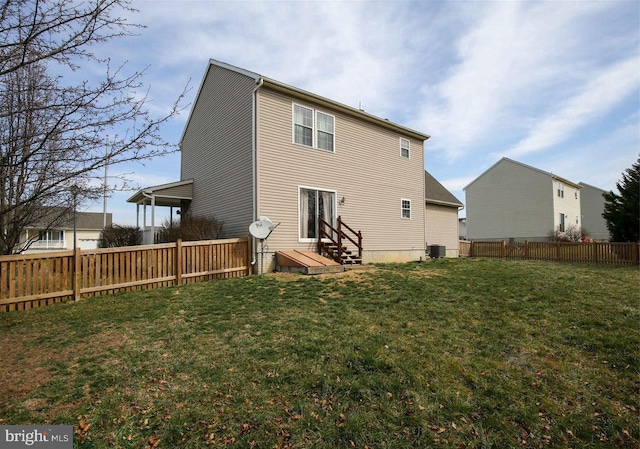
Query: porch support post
143 202 147 228
150 195 156 243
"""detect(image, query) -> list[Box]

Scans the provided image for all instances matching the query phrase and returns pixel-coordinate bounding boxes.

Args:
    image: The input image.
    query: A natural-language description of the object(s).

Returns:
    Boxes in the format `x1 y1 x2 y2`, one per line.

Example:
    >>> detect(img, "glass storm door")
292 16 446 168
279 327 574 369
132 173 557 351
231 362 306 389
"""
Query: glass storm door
299 188 335 240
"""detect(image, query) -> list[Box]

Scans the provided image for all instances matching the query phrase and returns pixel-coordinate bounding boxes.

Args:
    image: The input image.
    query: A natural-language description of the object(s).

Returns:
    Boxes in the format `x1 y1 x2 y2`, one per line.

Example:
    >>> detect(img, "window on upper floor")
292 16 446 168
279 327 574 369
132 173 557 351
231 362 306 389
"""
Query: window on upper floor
293 104 335 152
400 138 410 159
293 104 313 147
401 199 411 219
557 182 564 198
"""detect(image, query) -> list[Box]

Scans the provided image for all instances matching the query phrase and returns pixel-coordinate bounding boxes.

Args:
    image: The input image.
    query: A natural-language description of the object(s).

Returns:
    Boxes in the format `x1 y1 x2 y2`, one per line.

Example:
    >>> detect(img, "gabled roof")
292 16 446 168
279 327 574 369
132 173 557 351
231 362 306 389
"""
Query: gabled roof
25 207 112 231
464 157 582 191
425 170 463 208
127 179 193 207
180 58 430 144
578 181 607 193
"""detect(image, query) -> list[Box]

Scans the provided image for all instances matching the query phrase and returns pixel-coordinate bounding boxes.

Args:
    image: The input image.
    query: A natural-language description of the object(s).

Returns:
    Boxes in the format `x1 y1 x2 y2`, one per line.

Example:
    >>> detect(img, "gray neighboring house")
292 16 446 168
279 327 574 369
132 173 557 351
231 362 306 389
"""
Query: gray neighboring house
464 158 582 242
458 218 467 240
424 170 463 257
578 182 609 241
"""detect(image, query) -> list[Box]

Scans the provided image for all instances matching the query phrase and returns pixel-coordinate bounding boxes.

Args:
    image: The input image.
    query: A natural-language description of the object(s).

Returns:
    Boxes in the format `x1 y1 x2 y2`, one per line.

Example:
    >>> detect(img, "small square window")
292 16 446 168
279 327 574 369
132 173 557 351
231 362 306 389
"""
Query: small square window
400 138 410 159
401 199 411 219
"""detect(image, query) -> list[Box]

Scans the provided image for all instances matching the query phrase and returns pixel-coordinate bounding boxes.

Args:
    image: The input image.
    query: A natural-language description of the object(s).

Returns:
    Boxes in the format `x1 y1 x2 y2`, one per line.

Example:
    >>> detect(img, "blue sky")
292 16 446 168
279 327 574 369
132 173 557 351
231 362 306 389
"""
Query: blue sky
83 0 639 225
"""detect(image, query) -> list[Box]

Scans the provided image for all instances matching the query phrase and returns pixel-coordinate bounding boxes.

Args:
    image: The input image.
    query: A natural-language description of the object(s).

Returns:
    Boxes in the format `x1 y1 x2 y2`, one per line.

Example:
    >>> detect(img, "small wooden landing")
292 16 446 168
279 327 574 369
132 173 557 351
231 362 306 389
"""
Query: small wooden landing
275 250 344 275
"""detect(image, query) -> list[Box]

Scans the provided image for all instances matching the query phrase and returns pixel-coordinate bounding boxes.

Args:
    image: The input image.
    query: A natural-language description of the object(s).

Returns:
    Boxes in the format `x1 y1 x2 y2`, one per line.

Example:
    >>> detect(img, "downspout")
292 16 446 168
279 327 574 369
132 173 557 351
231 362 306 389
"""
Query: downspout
250 78 264 267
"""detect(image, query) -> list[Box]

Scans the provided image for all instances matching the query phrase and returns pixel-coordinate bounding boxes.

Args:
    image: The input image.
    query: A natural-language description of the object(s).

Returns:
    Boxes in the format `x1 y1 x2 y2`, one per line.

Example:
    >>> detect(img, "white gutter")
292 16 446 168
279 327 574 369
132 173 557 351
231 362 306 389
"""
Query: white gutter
250 78 264 267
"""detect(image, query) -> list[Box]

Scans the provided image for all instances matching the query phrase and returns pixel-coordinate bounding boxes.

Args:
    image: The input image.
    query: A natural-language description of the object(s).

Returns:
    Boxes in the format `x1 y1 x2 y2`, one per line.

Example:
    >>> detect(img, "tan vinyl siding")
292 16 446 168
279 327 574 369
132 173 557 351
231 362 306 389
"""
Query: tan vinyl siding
466 159 554 241
180 64 256 237
425 203 460 257
255 87 426 255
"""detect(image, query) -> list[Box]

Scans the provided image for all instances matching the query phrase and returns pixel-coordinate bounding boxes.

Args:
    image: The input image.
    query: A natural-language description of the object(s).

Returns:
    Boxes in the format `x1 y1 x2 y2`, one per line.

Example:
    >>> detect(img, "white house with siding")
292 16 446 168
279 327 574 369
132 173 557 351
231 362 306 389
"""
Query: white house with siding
464 158 582 242
18 209 112 254
131 59 436 272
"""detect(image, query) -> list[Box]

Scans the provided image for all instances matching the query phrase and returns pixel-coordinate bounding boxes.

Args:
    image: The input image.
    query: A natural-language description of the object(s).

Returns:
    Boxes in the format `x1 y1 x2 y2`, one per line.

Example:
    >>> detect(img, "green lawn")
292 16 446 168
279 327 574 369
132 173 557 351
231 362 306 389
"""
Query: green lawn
0 258 638 448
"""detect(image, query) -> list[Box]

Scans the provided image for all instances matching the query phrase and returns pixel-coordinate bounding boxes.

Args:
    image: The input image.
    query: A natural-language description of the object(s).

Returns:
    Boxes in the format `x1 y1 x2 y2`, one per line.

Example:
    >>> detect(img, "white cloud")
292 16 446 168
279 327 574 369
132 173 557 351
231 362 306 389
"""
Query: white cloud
128 1 431 120
536 114 639 191
415 1 624 161
77 0 638 225
439 175 477 193
500 57 639 159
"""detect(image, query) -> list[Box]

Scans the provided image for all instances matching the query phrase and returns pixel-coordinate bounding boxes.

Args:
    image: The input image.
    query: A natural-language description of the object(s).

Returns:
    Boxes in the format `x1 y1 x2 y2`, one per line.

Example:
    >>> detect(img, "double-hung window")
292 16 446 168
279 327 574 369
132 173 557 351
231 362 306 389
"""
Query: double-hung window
316 112 334 152
293 104 335 152
401 199 412 219
557 182 564 198
400 138 410 159
293 105 313 147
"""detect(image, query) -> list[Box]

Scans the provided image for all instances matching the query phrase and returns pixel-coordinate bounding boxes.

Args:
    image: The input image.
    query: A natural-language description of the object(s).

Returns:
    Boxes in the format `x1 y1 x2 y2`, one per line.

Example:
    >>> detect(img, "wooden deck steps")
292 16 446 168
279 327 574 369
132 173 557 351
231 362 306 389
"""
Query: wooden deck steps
275 250 345 275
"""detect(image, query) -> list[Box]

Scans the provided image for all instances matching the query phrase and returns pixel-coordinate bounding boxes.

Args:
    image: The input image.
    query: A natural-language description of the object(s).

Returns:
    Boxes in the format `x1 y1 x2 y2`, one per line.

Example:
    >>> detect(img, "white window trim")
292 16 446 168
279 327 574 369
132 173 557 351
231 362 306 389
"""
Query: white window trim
292 103 313 148
298 185 338 243
292 103 336 153
400 137 410 159
401 198 412 219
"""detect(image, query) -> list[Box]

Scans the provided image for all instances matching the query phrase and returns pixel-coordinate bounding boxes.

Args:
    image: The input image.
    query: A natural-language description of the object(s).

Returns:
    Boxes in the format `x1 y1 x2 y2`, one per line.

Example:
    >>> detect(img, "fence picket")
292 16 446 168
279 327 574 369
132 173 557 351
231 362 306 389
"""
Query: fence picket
0 238 250 312
468 240 639 266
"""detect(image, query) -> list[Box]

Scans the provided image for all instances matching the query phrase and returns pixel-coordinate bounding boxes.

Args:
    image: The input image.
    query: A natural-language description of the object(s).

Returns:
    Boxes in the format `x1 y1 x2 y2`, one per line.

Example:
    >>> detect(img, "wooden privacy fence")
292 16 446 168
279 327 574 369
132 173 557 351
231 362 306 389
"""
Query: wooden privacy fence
466 240 639 266
459 241 471 257
0 238 251 312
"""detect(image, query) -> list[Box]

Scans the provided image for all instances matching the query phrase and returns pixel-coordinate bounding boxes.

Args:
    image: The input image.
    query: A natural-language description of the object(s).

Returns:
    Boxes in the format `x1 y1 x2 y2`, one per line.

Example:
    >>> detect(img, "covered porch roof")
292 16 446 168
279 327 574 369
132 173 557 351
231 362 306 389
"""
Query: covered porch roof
127 179 193 207
127 179 193 244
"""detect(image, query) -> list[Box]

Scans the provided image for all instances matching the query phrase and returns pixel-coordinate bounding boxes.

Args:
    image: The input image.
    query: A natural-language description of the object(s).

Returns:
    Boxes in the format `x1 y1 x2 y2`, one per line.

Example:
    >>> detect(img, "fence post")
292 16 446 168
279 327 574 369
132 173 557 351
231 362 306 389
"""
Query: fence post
501 240 506 258
74 247 81 302
592 241 598 264
246 237 252 276
175 239 183 286
524 241 529 260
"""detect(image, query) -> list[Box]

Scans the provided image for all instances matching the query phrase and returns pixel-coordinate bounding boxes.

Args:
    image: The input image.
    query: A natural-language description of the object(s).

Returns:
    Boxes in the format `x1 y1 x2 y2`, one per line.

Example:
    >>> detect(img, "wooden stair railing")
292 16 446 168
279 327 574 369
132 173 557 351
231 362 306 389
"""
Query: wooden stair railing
317 215 363 265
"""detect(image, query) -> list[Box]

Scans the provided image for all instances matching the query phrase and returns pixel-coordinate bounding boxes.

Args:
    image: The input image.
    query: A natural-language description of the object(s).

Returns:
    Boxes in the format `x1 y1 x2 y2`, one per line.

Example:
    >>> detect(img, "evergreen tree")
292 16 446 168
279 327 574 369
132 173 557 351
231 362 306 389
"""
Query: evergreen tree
602 157 639 242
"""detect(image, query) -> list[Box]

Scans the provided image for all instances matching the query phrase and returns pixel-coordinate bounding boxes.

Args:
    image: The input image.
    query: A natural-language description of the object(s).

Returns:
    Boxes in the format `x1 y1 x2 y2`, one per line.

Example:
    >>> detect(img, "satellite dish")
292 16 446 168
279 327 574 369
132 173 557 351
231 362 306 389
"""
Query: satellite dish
249 218 274 240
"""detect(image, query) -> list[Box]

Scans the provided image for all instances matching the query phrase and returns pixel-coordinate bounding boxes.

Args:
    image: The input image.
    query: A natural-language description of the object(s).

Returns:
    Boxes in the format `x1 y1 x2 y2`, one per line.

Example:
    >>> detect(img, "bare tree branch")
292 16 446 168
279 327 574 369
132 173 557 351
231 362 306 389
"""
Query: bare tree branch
0 0 189 254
